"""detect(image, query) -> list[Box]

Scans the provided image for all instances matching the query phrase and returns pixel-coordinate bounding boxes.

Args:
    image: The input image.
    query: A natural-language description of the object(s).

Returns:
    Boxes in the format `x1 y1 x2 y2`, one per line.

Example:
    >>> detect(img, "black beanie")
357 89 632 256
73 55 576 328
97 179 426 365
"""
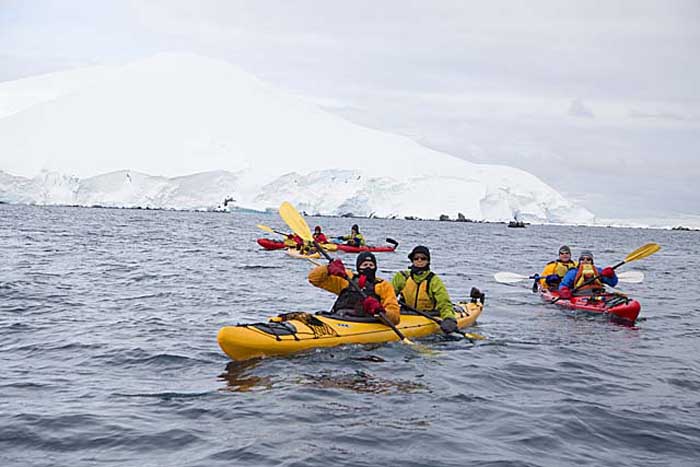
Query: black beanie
356 251 377 269
408 245 431 261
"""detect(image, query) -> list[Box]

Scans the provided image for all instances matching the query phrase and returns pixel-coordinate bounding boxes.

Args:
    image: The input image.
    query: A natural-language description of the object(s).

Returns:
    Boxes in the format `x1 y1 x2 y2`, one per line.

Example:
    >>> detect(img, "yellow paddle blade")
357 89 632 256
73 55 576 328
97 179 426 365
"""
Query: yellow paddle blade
463 332 486 341
256 224 274 233
279 202 312 242
624 243 661 263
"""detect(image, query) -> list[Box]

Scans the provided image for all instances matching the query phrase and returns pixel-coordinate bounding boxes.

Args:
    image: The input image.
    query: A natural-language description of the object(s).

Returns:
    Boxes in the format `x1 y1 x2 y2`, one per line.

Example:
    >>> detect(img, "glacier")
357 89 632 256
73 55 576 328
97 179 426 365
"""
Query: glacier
0 53 594 223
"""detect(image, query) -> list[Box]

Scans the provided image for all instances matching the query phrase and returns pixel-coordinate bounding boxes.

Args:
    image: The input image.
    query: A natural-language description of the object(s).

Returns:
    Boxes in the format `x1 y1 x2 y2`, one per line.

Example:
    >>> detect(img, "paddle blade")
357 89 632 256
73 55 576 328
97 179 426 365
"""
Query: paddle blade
624 243 660 264
256 224 275 233
616 270 644 283
494 272 531 283
462 332 486 341
279 202 312 242
385 237 399 248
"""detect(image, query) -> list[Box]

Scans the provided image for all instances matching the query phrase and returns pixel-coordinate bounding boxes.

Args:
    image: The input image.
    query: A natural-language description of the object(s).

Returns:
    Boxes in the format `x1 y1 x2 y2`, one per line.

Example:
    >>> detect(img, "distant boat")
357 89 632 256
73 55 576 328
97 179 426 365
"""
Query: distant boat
507 220 526 228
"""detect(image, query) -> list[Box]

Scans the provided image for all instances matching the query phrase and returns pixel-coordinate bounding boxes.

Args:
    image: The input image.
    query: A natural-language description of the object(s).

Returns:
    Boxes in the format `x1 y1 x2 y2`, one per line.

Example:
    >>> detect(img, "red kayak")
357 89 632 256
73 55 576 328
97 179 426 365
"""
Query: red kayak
539 289 641 323
334 237 399 253
335 244 396 253
257 238 286 250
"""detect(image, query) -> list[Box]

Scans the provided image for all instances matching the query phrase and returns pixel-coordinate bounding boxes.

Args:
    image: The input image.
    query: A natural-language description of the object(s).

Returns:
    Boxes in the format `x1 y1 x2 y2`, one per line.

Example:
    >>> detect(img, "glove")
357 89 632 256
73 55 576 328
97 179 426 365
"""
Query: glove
440 317 458 334
362 296 384 315
558 286 572 300
545 274 561 285
469 287 482 299
601 267 615 278
327 259 347 277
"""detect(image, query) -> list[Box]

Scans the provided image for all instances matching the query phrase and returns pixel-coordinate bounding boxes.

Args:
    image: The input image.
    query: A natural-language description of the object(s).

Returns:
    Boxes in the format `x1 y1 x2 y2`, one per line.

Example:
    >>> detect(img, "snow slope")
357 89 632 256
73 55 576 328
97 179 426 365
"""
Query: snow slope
0 53 594 223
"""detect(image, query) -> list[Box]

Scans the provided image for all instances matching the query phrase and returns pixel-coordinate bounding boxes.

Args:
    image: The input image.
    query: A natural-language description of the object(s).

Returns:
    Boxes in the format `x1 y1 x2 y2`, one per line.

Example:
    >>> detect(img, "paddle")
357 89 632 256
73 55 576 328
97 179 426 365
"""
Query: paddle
551 243 660 303
385 238 399 249
278 201 415 345
397 299 485 342
494 270 645 284
256 224 289 237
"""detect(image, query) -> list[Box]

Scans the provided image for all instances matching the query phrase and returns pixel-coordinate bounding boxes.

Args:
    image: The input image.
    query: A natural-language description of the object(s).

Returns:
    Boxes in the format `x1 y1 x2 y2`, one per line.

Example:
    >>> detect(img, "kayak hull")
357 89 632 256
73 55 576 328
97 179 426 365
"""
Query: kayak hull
217 302 483 361
285 249 321 260
539 289 640 323
335 244 396 253
257 238 286 250
257 238 337 251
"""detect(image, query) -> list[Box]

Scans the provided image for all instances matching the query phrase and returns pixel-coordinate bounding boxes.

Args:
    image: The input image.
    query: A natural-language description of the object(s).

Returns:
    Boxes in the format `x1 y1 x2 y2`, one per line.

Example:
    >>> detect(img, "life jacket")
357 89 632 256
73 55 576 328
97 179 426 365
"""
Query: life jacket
550 260 577 278
332 276 382 316
343 233 365 246
398 271 435 311
574 264 603 290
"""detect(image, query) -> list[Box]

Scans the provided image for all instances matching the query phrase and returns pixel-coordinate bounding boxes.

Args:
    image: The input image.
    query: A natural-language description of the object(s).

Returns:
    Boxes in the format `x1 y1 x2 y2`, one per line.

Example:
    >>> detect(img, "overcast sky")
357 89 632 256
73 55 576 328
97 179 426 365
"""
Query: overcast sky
1 0 699 218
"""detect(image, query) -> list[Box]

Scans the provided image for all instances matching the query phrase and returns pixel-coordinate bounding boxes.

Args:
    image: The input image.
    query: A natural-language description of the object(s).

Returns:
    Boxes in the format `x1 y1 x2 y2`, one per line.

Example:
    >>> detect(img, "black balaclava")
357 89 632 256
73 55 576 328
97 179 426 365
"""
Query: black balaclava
356 252 377 281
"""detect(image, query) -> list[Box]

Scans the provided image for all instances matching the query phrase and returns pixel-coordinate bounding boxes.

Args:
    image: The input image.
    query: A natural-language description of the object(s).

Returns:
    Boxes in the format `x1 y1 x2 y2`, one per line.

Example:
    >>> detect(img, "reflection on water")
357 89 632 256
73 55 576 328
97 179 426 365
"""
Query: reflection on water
218 359 273 392
219 356 426 394
298 369 427 394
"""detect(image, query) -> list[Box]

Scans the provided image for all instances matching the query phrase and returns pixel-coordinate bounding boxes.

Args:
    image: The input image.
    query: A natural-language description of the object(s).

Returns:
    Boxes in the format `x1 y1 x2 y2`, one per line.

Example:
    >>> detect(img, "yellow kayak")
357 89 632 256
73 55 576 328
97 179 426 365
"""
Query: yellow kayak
217 301 483 361
285 249 322 260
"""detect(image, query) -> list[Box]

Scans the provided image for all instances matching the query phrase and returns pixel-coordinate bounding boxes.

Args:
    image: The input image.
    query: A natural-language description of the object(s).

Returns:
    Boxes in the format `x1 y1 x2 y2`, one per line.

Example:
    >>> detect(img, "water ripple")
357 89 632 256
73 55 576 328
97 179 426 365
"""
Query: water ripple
1 205 698 467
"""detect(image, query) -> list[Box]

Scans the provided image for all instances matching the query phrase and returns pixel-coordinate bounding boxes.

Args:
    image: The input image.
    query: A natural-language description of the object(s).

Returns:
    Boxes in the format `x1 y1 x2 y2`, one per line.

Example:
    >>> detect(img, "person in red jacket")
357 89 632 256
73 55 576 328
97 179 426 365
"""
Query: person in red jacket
312 225 329 244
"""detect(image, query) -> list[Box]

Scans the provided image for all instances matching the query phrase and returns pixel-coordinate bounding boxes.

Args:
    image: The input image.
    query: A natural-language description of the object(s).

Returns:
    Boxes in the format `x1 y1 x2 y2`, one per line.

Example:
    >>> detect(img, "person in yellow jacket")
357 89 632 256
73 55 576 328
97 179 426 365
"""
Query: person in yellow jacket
539 245 577 290
391 245 464 334
308 252 400 325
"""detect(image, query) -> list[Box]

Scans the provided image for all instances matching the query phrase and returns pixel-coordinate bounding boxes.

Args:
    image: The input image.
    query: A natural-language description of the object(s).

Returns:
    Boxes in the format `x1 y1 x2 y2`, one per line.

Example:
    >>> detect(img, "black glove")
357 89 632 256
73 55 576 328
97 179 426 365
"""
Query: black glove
440 317 458 334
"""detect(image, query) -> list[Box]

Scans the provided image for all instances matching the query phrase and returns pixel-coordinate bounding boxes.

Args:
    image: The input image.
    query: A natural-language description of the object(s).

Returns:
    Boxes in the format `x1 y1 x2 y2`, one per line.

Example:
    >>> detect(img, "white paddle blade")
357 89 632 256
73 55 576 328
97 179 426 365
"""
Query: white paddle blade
617 270 644 283
494 272 533 284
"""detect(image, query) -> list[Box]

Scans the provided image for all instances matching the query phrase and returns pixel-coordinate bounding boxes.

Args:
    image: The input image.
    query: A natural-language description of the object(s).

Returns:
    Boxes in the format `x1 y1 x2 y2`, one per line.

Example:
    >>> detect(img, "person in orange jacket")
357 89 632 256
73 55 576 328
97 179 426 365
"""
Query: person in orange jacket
308 252 400 325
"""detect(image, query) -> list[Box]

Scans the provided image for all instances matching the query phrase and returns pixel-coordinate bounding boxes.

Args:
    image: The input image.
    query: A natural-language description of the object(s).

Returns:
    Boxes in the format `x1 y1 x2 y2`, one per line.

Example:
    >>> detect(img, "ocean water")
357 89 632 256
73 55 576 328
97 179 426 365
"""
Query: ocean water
1 204 699 467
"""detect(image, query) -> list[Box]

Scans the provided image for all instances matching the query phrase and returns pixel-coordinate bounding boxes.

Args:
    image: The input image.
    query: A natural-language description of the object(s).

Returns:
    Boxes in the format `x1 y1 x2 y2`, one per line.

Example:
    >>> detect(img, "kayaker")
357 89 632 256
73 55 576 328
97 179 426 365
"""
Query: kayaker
391 245 461 334
308 251 400 325
539 245 578 290
337 224 365 247
284 233 304 248
313 225 329 244
558 250 618 299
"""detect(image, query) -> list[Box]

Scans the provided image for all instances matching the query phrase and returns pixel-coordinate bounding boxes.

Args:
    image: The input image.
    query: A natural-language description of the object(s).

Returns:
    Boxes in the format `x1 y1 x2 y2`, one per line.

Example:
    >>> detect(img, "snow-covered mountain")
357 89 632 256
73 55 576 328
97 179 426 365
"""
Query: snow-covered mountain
0 53 594 223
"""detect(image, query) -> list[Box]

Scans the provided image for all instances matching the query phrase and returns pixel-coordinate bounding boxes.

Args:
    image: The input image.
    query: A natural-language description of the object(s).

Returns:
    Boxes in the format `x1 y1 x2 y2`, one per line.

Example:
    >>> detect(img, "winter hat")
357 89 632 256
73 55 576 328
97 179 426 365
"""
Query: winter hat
408 245 431 261
356 251 377 269
558 245 571 254
351 224 360 232
579 249 594 260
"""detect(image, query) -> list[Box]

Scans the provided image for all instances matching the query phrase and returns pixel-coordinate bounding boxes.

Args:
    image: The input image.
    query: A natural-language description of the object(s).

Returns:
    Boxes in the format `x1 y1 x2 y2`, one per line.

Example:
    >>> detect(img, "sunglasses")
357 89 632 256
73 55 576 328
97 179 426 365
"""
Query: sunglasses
580 257 593 262
559 251 571 255
412 255 429 261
